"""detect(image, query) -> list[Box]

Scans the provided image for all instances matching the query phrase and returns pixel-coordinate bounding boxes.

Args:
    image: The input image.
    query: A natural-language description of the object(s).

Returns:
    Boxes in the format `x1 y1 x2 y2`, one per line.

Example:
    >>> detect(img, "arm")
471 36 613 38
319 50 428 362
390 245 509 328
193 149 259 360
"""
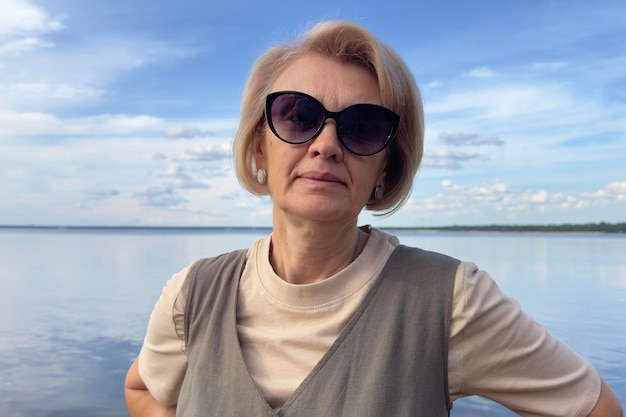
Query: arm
449 263 621 416
127 265 190 410
587 377 623 417
125 357 176 417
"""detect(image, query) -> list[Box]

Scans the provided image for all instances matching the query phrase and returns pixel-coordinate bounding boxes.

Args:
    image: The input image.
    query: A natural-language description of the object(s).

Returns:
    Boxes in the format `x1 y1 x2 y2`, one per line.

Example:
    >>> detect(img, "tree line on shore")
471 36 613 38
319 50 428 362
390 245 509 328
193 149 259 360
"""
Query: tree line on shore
402 222 626 234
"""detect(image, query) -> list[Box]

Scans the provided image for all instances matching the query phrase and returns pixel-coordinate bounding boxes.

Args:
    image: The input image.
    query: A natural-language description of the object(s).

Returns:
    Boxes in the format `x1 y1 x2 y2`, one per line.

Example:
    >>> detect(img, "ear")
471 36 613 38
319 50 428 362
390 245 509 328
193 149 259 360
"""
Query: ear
253 124 266 168
375 157 388 188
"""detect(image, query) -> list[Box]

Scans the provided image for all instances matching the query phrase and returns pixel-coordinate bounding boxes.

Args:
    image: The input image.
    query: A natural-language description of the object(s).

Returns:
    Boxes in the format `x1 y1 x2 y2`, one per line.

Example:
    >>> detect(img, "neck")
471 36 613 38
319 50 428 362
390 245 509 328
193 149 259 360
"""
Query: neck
270 218 366 284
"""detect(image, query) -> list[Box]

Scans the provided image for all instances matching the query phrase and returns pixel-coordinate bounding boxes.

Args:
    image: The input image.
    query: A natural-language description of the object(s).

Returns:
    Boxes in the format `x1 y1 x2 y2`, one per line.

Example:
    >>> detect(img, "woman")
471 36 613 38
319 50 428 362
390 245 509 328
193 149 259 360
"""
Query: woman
125 21 623 416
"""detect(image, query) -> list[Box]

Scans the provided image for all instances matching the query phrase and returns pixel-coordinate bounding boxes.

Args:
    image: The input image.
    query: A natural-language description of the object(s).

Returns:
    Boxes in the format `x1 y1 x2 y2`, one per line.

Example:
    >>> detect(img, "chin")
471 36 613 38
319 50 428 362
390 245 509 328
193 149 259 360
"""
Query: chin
293 203 359 224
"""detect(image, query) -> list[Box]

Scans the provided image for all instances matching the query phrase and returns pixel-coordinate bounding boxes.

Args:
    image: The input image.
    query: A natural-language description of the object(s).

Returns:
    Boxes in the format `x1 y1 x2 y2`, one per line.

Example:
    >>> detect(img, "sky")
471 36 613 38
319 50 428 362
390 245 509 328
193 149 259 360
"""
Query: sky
1 0 625 227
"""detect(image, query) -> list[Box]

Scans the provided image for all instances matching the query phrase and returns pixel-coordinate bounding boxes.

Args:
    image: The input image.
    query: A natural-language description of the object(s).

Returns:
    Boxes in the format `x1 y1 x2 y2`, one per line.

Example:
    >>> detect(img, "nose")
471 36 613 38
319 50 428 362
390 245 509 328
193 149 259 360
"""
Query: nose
308 120 344 160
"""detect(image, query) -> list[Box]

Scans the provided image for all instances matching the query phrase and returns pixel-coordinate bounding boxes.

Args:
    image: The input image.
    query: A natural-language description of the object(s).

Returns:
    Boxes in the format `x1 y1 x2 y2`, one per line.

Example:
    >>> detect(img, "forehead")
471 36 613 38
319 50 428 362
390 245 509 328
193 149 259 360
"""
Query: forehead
271 53 382 109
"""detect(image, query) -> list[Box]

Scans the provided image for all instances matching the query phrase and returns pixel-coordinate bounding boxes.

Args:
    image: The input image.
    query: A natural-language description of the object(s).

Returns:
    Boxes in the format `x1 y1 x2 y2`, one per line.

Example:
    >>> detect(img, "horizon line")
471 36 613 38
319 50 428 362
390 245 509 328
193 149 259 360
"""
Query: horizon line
1 221 624 230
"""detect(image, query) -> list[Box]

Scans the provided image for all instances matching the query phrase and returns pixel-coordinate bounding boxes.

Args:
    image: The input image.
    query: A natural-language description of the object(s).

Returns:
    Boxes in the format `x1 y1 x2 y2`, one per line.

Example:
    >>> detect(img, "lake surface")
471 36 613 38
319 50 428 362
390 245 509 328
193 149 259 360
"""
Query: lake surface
1 228 624 416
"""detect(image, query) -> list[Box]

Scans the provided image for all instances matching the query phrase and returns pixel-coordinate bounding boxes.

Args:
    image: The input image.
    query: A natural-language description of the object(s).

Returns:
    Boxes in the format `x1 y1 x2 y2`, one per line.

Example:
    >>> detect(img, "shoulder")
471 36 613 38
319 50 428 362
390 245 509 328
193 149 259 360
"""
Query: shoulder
368 227 460 268
171 248 253 329
189 249 248 279
183 249 250 300
394 244 460 264
385 244 461 284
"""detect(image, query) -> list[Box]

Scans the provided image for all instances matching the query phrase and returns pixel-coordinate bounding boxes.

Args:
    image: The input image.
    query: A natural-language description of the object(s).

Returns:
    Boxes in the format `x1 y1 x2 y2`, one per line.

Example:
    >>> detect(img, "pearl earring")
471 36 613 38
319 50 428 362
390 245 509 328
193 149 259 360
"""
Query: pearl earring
374 185 384 201
256 168 267 185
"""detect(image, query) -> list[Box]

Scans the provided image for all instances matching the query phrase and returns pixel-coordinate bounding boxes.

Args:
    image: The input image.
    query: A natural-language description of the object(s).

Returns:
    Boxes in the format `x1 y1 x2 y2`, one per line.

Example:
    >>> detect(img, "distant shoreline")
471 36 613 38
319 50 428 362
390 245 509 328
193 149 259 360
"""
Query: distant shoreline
1 222 624 234
387 222 626 234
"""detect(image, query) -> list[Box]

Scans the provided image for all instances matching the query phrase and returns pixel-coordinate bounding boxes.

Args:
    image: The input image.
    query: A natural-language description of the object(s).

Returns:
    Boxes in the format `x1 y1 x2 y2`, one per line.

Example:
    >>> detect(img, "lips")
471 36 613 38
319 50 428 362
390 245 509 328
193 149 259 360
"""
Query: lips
298 171 345 185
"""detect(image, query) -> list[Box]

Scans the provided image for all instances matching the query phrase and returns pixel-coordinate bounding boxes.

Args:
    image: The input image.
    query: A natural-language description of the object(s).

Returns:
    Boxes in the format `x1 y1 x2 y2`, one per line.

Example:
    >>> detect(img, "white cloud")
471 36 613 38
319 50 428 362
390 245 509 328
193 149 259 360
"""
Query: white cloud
173 144 232 162
0 81 105 106
530 190 549 203
438 132 504 146
0 36 54 54
88 189 120 201
132 185 188 208
466 66 497 78
165 126 215 139
427 84 569 119
425 81 444 89
422 149 482 169
404 180 626 224
532 62 566 71
606 181 626 194
92 114 163 134
581 181 626 202
0 38 197 108
0 0 63 43
163 163 211 189
0 110 164 137
0 1 201 114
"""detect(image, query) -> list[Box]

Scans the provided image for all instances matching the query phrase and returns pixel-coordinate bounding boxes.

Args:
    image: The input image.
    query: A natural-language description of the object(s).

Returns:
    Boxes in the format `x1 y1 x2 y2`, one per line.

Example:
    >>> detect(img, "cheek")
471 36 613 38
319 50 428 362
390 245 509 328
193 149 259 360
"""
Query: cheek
267 137 306 164
367 156 388 183
264 142 300 182
350 163 382 196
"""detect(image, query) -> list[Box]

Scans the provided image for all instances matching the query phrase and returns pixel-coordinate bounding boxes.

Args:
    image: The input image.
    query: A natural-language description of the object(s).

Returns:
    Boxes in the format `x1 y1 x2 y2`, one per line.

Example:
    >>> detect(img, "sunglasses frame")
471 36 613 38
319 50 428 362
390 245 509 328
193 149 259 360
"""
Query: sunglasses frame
264 91 400 156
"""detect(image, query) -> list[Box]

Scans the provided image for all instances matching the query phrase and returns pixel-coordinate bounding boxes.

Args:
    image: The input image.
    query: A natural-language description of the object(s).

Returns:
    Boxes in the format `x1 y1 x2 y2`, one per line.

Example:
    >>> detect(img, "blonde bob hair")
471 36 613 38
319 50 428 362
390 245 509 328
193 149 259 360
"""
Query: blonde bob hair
233 20 423 215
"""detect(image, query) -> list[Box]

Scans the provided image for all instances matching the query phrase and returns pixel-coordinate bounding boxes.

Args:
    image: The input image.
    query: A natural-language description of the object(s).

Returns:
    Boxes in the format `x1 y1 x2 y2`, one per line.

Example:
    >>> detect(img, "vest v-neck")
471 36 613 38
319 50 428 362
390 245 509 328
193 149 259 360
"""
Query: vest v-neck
234 234 391 413
235 231 398 409
179 244 457 416
274 248 393 414
232 258 386 415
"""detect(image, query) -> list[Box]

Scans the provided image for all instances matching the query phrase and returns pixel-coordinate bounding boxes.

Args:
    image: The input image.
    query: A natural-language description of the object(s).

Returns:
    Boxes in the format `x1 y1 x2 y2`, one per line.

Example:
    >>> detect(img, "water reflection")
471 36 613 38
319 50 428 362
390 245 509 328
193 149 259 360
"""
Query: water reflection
0 334 139 417
1 229 624 415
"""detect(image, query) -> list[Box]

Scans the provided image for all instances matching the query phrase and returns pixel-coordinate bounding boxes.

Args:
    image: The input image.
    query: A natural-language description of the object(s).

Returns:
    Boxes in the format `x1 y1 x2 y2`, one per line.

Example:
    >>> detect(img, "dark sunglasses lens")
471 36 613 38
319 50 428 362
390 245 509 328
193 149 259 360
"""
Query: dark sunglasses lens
270 94 324 143
338 105 395 155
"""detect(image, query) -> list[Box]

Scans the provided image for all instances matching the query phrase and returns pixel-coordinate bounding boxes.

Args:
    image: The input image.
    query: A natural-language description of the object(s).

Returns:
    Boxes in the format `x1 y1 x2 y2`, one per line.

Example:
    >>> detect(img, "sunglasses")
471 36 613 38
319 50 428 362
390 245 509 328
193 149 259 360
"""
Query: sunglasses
265 91 400 156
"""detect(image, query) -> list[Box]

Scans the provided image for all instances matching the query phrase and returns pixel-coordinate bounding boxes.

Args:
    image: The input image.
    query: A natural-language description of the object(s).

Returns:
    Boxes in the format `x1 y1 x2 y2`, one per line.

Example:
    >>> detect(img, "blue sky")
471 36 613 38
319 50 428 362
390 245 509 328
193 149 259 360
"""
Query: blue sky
1 0 625 227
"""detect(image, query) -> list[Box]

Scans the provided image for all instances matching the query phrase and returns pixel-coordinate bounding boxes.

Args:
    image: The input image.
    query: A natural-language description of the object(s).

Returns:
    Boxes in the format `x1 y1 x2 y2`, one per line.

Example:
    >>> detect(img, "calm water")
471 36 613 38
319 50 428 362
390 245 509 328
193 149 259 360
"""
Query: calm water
0 228 624 416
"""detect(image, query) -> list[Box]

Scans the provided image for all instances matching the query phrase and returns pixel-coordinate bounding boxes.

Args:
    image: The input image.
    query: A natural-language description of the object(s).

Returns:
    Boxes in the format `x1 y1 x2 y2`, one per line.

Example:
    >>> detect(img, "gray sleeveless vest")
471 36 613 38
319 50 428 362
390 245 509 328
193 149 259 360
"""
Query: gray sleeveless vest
178 245 459 417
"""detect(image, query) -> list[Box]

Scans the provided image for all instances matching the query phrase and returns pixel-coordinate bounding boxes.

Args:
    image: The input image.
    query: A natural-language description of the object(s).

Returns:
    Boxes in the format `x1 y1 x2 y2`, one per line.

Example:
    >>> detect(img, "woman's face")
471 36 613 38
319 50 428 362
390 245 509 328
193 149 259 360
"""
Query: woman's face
255 53 388 225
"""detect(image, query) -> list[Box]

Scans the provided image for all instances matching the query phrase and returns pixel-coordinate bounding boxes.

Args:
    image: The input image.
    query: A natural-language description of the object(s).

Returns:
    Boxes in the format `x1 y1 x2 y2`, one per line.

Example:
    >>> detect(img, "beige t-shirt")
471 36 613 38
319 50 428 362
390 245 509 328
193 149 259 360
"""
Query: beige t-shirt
138 227 600 416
